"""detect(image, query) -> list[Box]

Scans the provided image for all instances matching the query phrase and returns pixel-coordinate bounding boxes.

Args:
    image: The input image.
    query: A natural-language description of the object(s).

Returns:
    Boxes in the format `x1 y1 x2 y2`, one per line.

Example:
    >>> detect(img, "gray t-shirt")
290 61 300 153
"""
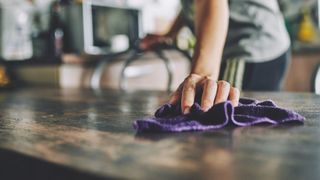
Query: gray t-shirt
181 0 290 62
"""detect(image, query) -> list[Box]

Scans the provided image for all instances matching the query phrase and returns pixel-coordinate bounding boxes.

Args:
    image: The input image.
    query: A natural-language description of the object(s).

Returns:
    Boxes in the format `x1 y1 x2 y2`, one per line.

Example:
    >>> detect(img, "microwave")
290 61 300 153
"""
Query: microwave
64 0 142 55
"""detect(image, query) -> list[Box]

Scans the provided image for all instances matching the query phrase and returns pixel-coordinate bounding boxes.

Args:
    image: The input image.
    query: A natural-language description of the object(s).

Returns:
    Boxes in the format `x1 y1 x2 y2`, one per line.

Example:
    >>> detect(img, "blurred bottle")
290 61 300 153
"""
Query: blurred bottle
0 65 11 89
176 27 195 56
48 0 67 60
297 7 317 43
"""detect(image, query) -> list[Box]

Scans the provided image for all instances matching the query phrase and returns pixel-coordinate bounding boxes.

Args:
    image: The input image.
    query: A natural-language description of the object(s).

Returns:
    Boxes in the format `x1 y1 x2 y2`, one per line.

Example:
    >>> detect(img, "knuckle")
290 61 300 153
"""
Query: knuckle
184 83 196 92
204 76 211 80
190 73 202 79
218 80 230 87
184 76 193 83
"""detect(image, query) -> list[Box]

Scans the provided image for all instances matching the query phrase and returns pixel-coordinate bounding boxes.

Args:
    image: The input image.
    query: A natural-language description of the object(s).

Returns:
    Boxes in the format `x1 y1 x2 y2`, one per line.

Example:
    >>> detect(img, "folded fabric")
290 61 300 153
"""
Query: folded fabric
133 98 305 133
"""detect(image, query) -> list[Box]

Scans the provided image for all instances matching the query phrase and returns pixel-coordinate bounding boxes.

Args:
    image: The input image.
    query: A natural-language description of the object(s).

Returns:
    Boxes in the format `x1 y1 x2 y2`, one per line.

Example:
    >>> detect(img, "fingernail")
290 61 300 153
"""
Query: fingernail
202 107 209 112
183 107 190 115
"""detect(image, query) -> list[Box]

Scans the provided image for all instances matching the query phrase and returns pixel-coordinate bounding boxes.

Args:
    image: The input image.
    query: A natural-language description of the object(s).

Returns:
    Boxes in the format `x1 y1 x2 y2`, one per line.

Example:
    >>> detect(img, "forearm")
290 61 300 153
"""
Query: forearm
165 11 185 38
191 0 229 80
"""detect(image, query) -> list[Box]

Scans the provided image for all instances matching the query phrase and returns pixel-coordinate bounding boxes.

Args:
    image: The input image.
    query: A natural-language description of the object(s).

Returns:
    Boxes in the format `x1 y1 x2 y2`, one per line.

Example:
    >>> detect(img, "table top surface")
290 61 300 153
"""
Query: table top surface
0 88 319 180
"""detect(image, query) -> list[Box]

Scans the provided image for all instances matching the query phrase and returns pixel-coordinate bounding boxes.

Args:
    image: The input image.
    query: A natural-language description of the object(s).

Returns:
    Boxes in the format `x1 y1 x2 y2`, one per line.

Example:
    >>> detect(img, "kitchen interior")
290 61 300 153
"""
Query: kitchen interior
0 0 319 92
1 1 320 180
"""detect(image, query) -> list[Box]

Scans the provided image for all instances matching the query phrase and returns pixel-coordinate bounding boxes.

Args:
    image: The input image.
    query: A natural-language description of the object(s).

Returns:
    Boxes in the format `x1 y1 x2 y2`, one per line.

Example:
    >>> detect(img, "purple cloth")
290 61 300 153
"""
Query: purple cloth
133 98 305 133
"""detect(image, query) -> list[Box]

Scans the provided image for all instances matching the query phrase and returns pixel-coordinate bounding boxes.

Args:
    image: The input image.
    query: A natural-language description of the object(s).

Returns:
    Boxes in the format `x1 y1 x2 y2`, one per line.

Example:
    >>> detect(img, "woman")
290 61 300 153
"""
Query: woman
140 0 290 114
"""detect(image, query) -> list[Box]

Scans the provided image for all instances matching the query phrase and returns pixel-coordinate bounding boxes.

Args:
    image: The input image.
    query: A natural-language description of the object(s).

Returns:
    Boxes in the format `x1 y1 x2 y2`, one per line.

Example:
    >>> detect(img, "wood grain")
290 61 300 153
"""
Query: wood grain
0 88 319 180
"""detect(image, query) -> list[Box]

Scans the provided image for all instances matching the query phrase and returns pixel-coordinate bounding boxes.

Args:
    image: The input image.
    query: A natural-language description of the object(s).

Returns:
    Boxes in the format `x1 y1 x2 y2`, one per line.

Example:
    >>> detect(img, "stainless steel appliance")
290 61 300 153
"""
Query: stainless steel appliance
64 0 142 55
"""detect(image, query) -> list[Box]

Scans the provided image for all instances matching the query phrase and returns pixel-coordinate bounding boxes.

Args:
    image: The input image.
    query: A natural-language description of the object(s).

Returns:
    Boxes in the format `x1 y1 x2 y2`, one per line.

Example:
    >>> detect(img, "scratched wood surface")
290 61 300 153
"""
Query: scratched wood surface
0 88 319 180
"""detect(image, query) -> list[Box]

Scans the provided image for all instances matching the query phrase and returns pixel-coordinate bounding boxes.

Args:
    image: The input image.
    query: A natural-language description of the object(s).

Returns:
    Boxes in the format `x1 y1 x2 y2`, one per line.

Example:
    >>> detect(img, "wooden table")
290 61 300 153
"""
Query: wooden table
0 88 319 180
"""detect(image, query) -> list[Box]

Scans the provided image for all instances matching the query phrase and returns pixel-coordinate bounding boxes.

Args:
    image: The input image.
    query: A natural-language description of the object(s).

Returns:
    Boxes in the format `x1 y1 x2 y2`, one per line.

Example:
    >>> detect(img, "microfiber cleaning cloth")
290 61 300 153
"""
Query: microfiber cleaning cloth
133 98 305 133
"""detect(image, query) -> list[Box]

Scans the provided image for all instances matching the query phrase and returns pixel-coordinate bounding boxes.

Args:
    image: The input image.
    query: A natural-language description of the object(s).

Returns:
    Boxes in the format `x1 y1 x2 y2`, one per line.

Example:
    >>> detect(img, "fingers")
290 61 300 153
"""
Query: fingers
214 80 231 104
140 37 156 50
169 91 180 105
229 87 240 107
201 77 217 111
169 83 184 105
139 34 157 50
170 76 240 115
181 75 202 114
181 77 196 114
140 34 172 50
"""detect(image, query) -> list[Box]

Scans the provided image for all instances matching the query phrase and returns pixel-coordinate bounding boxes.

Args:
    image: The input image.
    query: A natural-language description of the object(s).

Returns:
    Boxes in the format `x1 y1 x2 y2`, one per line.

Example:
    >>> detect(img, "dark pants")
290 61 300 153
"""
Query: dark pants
219 51 291 91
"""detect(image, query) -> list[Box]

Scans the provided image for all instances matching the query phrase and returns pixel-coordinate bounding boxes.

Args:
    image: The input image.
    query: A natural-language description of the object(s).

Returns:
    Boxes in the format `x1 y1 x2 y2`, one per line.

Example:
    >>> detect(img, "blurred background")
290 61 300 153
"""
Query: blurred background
0 0 319 93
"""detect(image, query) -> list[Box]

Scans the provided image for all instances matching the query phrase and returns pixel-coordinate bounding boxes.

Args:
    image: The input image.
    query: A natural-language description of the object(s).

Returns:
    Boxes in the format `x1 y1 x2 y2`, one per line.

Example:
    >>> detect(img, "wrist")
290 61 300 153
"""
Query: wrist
191 53 221 80
164 31 176 40
191 65 219 80
190 71 217 80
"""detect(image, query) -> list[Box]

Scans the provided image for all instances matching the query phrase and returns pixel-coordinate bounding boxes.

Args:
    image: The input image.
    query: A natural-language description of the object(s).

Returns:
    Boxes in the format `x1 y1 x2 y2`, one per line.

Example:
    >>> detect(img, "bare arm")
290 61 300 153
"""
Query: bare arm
166 11 186 38
170 0 240 113
192 0 229 79
140 11 185 50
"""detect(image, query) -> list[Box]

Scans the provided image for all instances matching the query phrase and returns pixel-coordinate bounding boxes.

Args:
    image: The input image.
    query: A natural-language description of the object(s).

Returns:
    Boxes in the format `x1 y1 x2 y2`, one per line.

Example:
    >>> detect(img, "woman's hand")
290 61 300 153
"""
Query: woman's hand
169 74 240 114
139 34 173 51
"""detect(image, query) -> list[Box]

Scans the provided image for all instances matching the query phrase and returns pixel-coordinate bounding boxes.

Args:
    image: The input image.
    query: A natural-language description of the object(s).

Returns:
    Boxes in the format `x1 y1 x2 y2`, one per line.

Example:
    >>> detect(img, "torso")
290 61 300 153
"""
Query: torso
181 0 290 62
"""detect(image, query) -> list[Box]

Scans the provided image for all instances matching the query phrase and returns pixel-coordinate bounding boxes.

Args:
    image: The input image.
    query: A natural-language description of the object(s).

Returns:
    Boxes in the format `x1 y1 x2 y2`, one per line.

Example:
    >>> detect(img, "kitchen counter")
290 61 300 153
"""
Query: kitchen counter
0 88 319 180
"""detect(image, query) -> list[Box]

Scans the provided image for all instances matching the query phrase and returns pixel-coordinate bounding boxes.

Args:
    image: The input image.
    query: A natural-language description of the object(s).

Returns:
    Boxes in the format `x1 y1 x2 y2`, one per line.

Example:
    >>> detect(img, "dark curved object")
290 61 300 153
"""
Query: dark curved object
154 49 174 91
119 45 192 91
311 64 320 94
119 49 144 91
